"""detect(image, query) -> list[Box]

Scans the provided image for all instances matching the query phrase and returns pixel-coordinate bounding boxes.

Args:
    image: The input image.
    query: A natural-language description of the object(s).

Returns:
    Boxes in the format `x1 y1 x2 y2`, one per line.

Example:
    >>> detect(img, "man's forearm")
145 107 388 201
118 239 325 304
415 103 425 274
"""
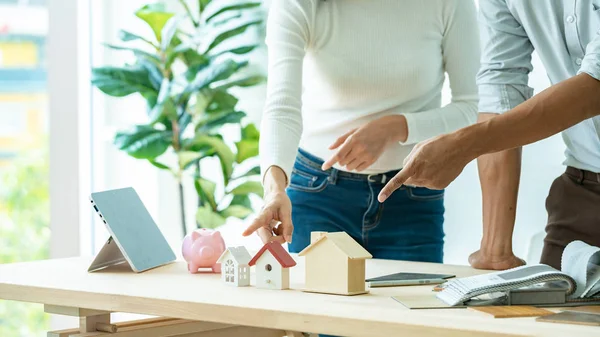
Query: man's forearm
477 113 522 256
459 73 600 158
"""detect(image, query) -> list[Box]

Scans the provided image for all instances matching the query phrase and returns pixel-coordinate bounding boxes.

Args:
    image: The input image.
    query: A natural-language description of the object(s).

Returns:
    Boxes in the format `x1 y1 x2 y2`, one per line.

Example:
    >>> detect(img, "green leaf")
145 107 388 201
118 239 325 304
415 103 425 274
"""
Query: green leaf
139 60 164 92
178 151 203 170
148 160 171 171
205 16 263 52
210 44 258 57
194 178 217 209
235 139 258 163
230 194 252 208
178 112 193 137
206 90 238 113
203 0 262 23
196 110 246 132
241 123 260 140
186 135 235 182
114 125 171 159
235 165 260 178
91 66 156 97
160 16 180 51
214 75 265 91
183 54 211 81
118 29 154 45
229 181 263 196
182 49 210 68
199 0 211 13
182 59 248 97
135 3 175 42
220 205 253 219
196 204 226 229
103 43 161 63
149 78 177 123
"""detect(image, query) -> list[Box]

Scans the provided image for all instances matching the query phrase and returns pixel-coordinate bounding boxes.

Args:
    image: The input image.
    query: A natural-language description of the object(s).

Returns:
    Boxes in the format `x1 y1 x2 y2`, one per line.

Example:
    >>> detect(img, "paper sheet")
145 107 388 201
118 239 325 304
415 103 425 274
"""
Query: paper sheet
561 240 600 298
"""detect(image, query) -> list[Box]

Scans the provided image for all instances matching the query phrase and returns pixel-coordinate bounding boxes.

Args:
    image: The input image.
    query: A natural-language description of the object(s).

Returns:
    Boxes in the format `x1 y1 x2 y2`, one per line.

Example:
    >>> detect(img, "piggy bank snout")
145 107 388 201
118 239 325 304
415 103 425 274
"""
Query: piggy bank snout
198 246 215 259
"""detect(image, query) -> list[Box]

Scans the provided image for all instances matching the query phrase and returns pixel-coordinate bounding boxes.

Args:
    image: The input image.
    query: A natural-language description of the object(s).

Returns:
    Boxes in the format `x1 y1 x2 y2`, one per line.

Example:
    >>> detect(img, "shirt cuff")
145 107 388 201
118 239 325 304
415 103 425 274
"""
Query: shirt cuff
579 37 600 81
478 83 534 114
260 161 292 188
399 112 431 145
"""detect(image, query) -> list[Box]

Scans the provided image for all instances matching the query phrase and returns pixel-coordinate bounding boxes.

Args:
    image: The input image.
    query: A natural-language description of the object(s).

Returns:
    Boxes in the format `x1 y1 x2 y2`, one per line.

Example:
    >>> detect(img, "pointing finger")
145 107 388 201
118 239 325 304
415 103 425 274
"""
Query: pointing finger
378 169 412 203
329 128 357 150
243 209 273 236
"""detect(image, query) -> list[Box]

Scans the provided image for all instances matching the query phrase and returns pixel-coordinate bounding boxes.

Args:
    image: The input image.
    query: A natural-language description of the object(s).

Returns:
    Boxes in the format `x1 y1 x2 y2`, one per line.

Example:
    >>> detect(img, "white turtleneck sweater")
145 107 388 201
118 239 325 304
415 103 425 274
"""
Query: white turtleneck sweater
259 0 480 181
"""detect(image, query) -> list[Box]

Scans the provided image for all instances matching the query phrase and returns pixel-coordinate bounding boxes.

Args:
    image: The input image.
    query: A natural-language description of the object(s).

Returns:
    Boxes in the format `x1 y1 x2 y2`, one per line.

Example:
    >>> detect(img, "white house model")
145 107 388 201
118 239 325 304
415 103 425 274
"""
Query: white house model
248 241 297 290
216 246 252 287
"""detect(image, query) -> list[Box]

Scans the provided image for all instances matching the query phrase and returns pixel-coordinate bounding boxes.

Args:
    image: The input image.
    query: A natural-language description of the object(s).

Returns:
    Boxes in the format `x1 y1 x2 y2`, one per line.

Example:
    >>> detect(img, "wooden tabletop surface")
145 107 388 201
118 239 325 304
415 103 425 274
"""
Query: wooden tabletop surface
0 256 597 337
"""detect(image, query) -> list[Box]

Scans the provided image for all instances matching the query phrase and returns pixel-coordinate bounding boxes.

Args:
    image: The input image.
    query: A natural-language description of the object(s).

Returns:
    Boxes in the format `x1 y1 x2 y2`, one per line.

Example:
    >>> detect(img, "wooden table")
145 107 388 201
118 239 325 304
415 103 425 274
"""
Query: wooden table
0 256 597 337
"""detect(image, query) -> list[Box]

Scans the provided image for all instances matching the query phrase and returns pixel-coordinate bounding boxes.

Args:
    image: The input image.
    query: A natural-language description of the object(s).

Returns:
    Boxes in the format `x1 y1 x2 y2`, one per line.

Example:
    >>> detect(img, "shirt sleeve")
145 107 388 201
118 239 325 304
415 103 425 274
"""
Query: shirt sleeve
259 0 316 184
399 0 480 145
579 34 600 81
476 0 535 114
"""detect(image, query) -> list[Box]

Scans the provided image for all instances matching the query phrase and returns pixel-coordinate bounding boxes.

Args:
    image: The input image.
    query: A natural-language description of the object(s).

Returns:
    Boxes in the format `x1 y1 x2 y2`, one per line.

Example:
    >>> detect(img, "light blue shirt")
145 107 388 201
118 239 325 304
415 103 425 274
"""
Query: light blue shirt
477 0 600 173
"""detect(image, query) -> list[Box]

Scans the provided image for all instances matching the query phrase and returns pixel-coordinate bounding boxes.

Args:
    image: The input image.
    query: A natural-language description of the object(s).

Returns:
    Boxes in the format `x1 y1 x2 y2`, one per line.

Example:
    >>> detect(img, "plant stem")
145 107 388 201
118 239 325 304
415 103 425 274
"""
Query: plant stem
196 161 204 208
178 178 187 236
171 120 181 150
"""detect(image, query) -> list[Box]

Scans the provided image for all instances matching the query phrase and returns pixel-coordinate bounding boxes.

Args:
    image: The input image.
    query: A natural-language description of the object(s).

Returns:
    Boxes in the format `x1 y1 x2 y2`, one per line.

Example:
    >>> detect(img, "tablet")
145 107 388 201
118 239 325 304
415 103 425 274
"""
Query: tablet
88 187 176 273
366 272 455 287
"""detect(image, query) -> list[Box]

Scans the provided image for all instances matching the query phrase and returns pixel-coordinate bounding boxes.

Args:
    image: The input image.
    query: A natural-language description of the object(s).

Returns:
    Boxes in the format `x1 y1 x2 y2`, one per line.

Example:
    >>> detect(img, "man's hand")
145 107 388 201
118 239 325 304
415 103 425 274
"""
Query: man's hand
378 133 474 202
469 250 525 270
322 115 408 172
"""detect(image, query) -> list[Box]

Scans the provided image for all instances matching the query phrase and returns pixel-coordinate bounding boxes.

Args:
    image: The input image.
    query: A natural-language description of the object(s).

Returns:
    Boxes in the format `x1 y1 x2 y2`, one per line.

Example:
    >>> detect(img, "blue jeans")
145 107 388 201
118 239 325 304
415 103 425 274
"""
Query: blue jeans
287 149 445 262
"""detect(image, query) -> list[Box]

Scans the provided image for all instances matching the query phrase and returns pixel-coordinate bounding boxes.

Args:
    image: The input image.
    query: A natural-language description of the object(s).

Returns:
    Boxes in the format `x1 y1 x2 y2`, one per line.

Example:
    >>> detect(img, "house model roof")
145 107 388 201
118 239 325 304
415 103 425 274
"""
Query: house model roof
298 232 373 259
217 246 252 265
248 241 297 268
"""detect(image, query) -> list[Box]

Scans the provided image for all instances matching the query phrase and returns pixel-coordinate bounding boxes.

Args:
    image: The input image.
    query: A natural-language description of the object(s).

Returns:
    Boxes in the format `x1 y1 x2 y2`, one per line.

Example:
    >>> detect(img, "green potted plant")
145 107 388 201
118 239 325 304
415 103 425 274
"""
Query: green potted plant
91 0 266 236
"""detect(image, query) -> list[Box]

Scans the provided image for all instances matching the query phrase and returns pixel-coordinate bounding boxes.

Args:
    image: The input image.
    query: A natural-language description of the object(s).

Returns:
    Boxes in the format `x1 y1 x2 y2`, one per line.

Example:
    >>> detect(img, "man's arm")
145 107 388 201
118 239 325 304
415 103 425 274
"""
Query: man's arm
469 73 600 157
378 73 600 201
468 0 533 269
470 115 524 269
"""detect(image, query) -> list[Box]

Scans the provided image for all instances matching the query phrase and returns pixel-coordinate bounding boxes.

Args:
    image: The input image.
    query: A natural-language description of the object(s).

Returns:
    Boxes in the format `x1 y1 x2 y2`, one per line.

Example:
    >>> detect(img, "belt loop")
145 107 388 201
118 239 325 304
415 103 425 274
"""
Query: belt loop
328 168 338 185
577 169 585 185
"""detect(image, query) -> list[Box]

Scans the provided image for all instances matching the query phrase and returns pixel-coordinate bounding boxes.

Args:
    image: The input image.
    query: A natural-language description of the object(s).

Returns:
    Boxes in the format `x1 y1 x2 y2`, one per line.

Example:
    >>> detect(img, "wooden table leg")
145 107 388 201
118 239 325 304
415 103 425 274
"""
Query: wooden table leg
285 331 305 337
45 305 304 337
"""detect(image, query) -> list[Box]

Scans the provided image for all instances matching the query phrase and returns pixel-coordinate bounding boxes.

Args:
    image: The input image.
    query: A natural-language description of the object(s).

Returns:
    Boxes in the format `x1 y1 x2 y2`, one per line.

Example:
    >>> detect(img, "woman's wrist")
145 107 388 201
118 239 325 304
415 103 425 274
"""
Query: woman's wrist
264 165 288 195
381 115 408 143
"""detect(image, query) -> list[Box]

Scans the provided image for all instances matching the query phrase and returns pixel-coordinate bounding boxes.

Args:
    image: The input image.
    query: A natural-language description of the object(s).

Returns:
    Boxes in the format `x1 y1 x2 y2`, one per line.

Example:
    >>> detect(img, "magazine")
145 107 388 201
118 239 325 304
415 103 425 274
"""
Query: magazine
437 241 600 306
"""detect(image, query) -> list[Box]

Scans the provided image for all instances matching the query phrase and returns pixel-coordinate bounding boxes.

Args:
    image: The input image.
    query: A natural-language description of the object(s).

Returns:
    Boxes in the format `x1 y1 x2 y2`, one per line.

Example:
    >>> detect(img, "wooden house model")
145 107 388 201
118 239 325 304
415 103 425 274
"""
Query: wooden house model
299 231 372 295
217 246 252 287
249 241 297 290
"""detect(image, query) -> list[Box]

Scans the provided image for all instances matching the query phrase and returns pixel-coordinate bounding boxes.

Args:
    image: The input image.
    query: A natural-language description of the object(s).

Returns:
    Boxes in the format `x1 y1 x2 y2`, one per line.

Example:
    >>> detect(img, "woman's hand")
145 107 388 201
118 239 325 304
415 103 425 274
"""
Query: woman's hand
322 115 408 172
242 166 293 244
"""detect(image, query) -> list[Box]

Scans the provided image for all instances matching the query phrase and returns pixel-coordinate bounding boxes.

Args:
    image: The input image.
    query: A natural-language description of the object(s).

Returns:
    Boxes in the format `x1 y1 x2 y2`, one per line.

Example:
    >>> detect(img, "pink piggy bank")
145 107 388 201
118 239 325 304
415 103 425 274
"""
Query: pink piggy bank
182 229 226 273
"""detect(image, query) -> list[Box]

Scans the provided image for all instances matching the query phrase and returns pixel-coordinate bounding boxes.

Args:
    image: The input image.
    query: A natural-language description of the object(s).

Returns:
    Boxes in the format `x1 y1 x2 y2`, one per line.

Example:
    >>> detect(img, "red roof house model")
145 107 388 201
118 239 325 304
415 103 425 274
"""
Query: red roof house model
248 241 297 268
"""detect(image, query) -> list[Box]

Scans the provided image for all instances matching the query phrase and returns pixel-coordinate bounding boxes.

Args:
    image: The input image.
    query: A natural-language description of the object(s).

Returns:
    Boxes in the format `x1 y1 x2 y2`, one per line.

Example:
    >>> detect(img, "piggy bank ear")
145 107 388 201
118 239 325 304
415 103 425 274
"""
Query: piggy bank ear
211 231 221 238
191 231 201 240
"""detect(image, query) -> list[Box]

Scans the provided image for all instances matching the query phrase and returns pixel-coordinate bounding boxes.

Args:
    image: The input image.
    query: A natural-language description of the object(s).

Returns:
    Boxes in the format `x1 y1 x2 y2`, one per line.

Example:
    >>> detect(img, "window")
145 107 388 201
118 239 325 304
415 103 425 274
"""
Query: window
0 1 50 336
